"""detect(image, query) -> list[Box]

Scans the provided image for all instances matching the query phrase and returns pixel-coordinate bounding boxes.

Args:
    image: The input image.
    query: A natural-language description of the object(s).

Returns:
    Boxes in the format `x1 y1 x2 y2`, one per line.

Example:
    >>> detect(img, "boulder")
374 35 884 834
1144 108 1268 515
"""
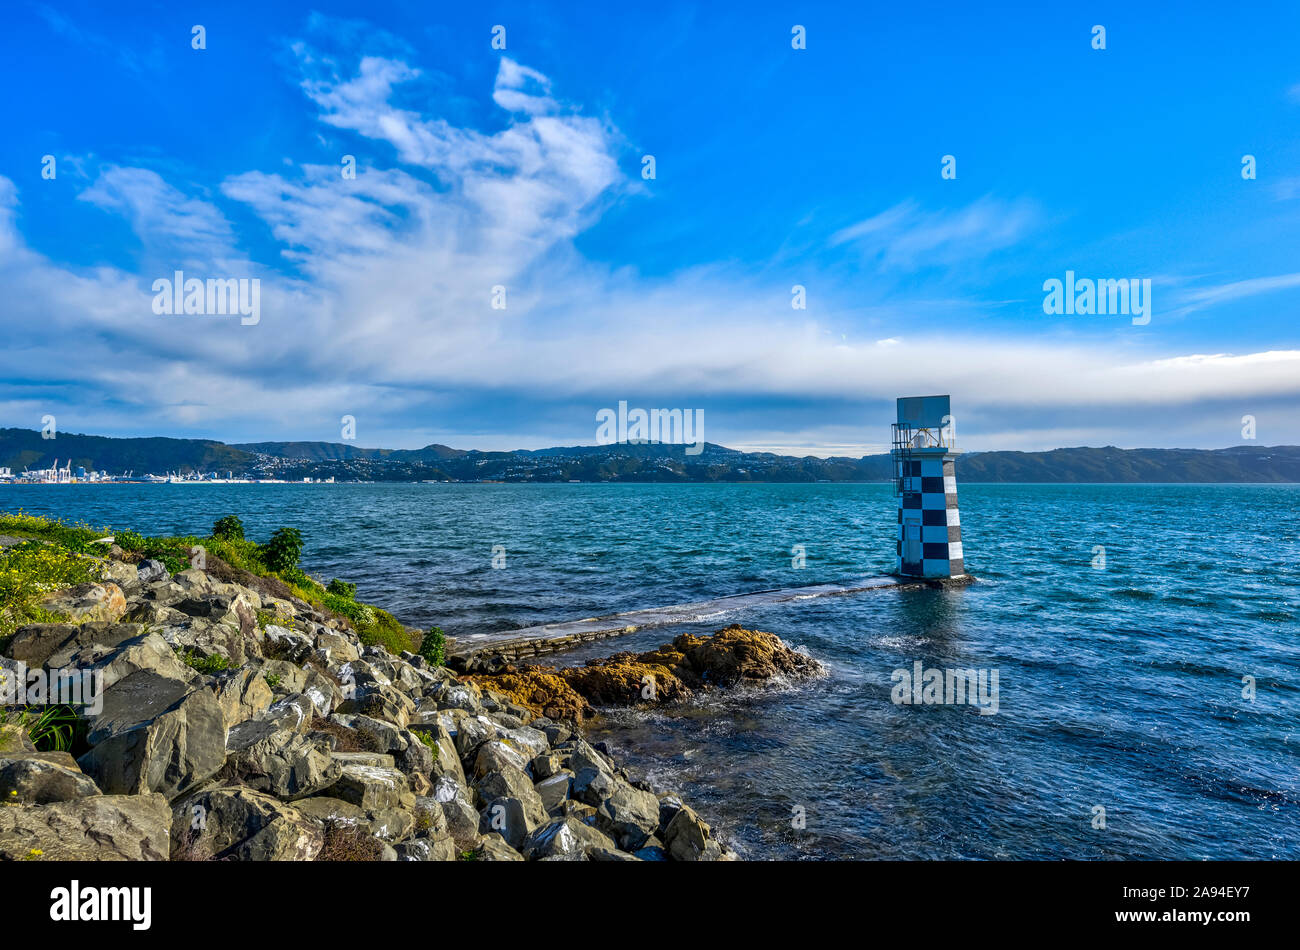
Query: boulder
535 771 573 813
333 713 406 754
474 764 546 822
433 776 481 850
74 631 197 689
7 622 142 669
77 670 226 799
171 787 323 861
453 715 498 760
154 615 251 667
520 816 617 860
314 630 360 665
594 780 662 850
329 762 415 812
260 659 308 696
259 693 317 734
531 752 562 780
367 806 415 842
394 728 435 779
473 831 524 861
591 847 641 861
137 559 170 584
0 751 102 804
301 670 343 717
572 765 617 807
662 804 727 861
0 791 172 860
395 836 456 861
499 725 550 759
221 720 341 799
0 722 36 754
264 624 314 662
214 667 274 730
292 796 368 831
336 681 415 728
472 738 530 780
477 795 542 850
38 582 127 624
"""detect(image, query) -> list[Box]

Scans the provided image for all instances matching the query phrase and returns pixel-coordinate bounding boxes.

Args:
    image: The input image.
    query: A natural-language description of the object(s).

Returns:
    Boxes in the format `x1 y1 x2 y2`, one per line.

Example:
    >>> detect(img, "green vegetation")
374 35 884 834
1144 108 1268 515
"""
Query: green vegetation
262 527 304 574
212 515 245 541
419 626 447 667
0 701 84 754
411 729 439 758
264 672 282 689
0 534 96 637
0 511 420 655
181 649 231 675
326 578 356 598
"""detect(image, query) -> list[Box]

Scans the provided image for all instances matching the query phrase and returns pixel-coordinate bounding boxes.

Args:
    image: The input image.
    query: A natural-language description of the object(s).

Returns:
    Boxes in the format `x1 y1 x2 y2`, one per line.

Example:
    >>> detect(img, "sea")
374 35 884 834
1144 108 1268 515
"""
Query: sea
4 481 1297 859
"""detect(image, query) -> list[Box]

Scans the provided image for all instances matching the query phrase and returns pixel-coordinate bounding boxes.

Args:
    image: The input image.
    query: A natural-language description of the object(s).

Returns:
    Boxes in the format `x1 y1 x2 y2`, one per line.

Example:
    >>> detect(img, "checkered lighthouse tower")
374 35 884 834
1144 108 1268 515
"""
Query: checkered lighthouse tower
892 395 965 578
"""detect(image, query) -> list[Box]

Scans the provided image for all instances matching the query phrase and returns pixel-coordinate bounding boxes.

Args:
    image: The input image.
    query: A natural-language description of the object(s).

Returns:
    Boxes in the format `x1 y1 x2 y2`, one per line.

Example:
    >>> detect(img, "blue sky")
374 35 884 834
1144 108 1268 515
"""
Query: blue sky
2 0 1299 454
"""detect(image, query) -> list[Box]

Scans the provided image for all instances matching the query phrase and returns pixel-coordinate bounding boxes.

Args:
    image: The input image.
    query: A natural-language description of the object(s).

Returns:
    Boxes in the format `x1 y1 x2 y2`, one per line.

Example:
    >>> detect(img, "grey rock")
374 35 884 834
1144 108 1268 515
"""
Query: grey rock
38 582 128 623
0 791 172 860
221 720 340 799
213 667 274 730
171 787 323 861
594 780 662 851
520 816 618 860
473 831 524 861
137 559 170 584
535 771 573 813
0 751 102 804
662 804 720 861
330 762 415 811
8 622 143 669
78 670 226 800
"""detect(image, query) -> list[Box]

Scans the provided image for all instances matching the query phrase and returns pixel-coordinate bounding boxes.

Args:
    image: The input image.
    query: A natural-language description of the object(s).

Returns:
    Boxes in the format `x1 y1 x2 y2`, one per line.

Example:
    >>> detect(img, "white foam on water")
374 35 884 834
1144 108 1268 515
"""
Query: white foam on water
463 574 920 653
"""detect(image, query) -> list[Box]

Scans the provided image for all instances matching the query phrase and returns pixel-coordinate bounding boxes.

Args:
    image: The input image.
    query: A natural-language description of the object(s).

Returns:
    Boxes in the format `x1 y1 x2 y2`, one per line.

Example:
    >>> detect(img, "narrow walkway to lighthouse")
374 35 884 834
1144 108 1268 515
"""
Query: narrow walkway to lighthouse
451 572 972 662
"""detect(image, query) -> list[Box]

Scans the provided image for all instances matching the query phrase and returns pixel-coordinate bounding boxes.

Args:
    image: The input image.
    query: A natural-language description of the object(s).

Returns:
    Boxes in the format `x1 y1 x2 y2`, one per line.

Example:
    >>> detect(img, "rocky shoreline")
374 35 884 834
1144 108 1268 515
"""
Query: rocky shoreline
0 535 822 862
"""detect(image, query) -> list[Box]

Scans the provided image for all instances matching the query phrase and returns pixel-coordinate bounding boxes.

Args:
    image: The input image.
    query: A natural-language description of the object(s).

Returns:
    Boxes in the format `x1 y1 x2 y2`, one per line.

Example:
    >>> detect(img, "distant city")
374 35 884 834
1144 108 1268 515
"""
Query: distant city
0 458 338 484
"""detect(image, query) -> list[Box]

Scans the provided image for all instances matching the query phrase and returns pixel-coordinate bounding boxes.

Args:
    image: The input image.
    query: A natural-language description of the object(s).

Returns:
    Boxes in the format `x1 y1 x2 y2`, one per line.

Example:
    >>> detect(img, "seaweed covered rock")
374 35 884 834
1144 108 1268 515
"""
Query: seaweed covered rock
678 624 822 686
468 624 822 719
459 667 592 722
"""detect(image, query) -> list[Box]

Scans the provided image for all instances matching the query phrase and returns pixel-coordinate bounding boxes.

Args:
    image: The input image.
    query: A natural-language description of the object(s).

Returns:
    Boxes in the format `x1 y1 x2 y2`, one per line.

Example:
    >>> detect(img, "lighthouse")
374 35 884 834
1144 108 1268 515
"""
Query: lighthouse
892 395 965 579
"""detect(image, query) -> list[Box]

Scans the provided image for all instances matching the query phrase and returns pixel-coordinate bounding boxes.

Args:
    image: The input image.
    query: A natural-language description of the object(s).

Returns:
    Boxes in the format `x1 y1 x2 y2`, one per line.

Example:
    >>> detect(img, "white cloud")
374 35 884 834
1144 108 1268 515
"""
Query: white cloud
830 197 1039 270
1171 272 1300 314
1 39 1298 454
78 166 239 267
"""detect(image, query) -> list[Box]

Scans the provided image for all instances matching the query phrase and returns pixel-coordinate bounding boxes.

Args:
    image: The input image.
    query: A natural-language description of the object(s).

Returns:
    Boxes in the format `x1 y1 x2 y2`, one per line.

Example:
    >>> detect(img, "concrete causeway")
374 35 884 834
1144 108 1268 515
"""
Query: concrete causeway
450 572 974 662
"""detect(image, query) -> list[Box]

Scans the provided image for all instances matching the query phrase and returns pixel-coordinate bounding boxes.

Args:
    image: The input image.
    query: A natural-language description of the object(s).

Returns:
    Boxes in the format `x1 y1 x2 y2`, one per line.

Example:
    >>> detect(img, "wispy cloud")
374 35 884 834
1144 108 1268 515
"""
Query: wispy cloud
829 197 1039 270
1170 272 1300 315
78 166 238 267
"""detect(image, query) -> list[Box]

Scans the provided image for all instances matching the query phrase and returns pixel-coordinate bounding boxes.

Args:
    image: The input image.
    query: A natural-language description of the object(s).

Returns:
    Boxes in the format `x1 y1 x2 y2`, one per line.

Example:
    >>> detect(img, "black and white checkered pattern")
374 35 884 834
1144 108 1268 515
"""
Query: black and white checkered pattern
896 453 963 577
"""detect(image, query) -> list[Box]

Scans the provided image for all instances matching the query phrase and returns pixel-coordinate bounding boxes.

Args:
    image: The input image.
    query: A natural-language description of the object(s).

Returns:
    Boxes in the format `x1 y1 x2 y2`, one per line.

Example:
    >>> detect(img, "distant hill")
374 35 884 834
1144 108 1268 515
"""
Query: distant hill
231 441 467 463
0 428 253 475
1 427 1297 483
955 445 1300 482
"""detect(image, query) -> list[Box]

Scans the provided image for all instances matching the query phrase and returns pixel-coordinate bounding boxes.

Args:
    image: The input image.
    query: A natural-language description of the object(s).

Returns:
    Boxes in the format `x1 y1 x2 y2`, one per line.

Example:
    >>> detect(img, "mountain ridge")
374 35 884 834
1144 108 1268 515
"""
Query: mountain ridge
2 428 1298 483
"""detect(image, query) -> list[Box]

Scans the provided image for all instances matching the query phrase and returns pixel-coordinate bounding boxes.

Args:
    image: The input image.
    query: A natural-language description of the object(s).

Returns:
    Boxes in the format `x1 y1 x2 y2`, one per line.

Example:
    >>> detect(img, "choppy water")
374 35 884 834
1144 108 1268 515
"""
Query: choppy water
5 481 1298 859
